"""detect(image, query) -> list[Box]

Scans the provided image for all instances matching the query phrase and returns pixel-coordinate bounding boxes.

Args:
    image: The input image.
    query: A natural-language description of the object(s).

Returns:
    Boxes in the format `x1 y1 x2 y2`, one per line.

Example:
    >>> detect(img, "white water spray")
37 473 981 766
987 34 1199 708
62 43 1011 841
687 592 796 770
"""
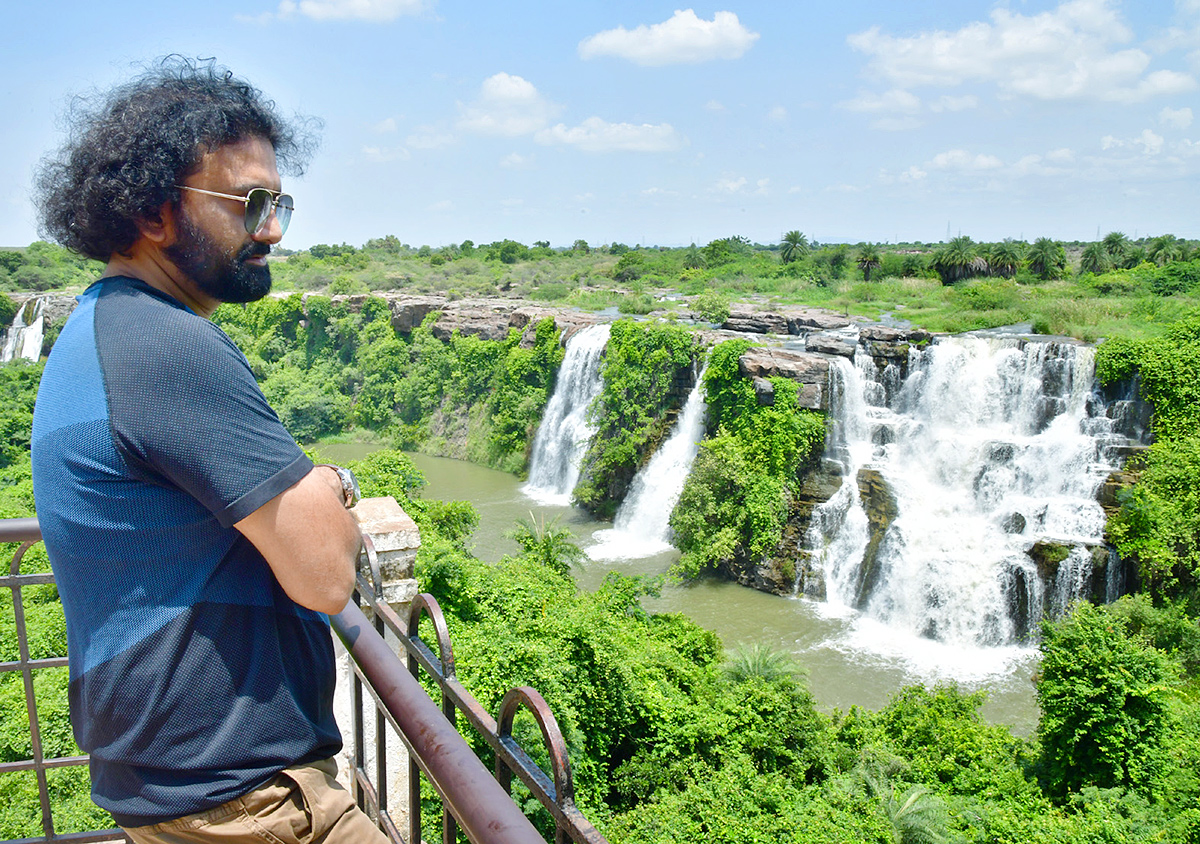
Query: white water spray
589 368 708 560
1 297 46 363
523 324 611 506
803 337 1119 663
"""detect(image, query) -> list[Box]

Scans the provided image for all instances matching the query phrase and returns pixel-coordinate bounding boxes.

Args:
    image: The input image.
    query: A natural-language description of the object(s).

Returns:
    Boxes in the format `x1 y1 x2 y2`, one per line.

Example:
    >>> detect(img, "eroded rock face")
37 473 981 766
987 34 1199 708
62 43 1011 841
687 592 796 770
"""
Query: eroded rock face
805 332 857 358
720 306 853 336
738 348 831 410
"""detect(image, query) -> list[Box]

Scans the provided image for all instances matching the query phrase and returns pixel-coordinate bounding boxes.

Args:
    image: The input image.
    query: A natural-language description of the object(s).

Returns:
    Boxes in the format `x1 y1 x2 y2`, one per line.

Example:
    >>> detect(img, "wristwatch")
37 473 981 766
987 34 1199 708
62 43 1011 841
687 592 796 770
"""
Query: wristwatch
318 464 361 509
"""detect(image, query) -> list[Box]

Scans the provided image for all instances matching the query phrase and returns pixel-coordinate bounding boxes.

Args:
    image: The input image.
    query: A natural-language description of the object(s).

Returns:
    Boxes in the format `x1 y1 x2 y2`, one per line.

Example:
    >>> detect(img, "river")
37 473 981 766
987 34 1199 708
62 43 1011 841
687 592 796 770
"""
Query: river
314 443 1041 735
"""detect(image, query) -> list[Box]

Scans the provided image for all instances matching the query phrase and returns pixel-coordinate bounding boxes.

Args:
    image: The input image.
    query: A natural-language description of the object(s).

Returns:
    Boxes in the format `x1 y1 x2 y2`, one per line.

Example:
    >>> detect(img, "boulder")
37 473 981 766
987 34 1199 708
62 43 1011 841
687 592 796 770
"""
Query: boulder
737 348 831 410
389 296 447 334
723 308 789 335
805 332 857 358
784 308 853 332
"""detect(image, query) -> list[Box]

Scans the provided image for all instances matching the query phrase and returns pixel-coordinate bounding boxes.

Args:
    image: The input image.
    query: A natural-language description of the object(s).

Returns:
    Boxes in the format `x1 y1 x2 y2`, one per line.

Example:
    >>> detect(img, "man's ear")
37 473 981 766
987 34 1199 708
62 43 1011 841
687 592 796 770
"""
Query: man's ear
134 201 177 246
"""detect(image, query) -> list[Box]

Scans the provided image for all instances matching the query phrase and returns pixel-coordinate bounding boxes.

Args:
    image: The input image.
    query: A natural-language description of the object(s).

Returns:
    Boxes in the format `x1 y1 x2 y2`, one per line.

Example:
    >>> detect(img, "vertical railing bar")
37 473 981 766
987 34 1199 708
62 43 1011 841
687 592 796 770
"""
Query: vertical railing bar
10 540 55 840
373 609 388 826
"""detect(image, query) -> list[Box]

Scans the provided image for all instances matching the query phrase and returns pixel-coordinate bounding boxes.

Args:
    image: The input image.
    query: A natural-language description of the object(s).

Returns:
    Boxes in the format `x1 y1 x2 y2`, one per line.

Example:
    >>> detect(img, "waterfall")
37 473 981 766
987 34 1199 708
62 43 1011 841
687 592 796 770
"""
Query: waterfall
803 337 1120 654
589 367 708 560
523 323 611 506
1 297 47 363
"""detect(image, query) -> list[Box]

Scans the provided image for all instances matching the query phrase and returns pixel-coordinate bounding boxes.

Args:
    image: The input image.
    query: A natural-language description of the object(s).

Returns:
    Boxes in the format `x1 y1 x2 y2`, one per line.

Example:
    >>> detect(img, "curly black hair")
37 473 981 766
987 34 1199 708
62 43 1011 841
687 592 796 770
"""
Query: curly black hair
35 56 320 261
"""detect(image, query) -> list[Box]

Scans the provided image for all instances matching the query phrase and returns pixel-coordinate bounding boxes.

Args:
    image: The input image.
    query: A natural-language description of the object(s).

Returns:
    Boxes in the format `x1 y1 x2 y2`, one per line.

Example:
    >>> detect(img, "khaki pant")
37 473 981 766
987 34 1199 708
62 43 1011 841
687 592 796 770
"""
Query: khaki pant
122 758 389 844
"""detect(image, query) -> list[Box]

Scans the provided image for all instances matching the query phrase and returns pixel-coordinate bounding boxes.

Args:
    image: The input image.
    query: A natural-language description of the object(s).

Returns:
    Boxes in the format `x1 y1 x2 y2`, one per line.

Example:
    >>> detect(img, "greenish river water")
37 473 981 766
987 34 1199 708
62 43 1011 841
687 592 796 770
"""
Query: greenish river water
314 444 1040 735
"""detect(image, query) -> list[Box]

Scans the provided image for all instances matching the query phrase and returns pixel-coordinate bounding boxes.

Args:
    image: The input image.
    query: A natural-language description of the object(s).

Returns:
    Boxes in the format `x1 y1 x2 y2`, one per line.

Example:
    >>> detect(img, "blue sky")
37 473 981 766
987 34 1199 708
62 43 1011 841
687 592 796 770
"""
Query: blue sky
3 1 1198 250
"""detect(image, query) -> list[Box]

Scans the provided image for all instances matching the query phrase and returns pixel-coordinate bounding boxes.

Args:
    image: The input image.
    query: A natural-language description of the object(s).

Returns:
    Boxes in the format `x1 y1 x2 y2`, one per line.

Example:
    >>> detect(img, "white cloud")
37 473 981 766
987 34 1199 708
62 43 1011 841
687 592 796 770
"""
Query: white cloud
1137 128 1165 154
578 9 759 66
406 126 455 149
847 0 1197 103
457 73 557 136
767 106 787 122
901 165 927 181
705 99 726 112
930 95 979 112
929 149 1004 170
361 145 411 162
534 117 682 152
1046 147 1076 162
500 152 533 168
713 175 747 193
275 0 428 21
1101 128 1167 154
841 88 922 114
755 178 770 194
373 117 398 133
428 199 454 212
1160 106 1195 127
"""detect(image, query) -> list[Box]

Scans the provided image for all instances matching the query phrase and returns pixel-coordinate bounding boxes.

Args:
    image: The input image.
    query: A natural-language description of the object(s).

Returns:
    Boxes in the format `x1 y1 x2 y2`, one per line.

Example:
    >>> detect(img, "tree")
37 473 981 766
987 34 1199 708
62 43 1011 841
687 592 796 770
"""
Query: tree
929 236 986 284
856 243 882 282
1102 231 1134 269
506 513 585 576
1035 602 1173 798
780 230 809 263
571 239 590 255
1147 234 1186 267
1026 237 1066 281
987 239 1025 278
1078 242 1113 275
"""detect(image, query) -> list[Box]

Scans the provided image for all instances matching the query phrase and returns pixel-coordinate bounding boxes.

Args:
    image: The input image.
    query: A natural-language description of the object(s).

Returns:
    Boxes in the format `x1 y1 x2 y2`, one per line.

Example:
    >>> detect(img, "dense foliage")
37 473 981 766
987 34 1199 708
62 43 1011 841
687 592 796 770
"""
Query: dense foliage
1095 313 1200 598
5 229 1200 840
212 295 564 473
670 339 826 578
573 320 701 518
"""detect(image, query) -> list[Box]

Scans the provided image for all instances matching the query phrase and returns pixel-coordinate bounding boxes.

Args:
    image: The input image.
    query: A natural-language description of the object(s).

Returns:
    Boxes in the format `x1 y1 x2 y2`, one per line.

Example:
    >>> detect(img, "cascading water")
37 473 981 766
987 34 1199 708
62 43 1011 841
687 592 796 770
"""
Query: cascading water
523 323 611 506
589 367 708 560
1 297 47 363
802 337 1122 663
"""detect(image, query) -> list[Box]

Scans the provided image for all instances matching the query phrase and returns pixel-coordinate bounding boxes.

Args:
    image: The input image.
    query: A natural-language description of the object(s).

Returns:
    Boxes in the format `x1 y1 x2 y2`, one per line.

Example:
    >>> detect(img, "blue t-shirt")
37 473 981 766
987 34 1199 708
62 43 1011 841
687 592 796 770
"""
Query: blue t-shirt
30 277 340 827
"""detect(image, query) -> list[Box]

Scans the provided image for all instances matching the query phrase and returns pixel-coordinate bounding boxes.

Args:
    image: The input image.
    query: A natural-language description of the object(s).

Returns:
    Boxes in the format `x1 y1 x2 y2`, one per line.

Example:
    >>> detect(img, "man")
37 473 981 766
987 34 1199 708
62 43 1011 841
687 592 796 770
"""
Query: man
30 58 387 843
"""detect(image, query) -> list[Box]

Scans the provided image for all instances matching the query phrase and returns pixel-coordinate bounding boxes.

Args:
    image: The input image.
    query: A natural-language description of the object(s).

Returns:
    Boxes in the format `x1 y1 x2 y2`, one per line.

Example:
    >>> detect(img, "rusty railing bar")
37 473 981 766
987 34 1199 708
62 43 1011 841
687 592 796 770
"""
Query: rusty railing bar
0 657 70 673
10 537 53 839
0 518 40 543
355 588 604 844
0 755 89 773
0 573 57 588
332 601 545 844
1 518 127 844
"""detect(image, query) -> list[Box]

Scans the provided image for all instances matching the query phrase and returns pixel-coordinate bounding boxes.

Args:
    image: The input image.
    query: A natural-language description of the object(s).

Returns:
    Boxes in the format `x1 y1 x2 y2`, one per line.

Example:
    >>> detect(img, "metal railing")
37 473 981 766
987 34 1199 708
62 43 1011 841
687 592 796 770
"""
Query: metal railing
0 518 126 843
0 519 608 844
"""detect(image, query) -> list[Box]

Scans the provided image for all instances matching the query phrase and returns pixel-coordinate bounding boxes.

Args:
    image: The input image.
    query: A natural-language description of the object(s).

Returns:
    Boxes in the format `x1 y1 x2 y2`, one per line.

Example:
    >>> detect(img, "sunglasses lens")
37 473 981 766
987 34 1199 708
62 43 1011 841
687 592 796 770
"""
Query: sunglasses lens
275 194 293 236
244 188 272 234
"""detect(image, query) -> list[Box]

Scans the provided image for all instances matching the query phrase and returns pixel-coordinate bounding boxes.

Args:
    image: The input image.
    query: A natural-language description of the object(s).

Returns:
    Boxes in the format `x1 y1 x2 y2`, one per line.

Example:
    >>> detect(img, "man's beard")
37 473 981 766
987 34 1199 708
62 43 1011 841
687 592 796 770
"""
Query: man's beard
165 211 272 304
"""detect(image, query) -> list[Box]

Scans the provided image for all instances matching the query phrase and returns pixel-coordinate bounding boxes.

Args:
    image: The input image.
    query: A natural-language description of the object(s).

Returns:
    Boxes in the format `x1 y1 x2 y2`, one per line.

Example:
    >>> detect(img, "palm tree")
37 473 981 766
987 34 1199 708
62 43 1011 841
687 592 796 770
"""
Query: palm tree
1078 241 1113 275
986 239 1025 278
724 643 803 683
929 235 986 284
507 513 585 576
857 761 951 844
1026 237 1066 281
780 230 810 263
1102 231 1134 269
1147 234 1186 267
856 243 883 282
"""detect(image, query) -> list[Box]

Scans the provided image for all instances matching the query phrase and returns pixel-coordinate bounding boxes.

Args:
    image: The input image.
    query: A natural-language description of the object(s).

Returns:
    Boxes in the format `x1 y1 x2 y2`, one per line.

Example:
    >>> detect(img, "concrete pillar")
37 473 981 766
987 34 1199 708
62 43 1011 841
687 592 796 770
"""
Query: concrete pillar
332 496 421 823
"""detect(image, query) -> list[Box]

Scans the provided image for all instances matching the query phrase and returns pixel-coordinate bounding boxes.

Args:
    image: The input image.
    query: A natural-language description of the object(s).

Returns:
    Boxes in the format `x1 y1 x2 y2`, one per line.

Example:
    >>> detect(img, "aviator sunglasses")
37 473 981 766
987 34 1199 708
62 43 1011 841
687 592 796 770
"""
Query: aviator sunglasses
175 185 294 236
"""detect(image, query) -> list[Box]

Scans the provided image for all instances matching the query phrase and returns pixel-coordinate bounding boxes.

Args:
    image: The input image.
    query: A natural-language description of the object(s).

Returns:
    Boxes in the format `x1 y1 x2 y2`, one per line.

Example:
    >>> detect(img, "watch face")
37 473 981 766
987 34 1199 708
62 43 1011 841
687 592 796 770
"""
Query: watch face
340 467 361 505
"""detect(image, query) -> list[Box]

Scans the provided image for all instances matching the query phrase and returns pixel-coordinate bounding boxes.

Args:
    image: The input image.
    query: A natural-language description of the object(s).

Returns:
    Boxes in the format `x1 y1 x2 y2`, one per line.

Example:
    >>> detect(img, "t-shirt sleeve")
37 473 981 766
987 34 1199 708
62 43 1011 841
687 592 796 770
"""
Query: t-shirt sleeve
97 291 313 528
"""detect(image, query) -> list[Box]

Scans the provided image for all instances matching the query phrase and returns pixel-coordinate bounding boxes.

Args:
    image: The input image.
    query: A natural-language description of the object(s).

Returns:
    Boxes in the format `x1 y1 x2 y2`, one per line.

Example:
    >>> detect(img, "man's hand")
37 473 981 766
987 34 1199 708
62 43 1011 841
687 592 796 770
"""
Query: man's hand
234 465 362 614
